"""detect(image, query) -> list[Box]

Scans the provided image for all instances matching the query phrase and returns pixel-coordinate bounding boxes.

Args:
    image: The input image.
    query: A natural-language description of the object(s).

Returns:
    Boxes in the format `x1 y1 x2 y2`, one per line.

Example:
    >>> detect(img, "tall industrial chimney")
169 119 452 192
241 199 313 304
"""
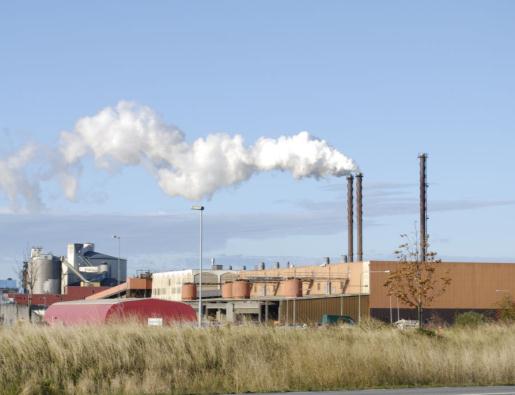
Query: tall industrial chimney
356 173 363 262
419 153 428 262
347 175 354 262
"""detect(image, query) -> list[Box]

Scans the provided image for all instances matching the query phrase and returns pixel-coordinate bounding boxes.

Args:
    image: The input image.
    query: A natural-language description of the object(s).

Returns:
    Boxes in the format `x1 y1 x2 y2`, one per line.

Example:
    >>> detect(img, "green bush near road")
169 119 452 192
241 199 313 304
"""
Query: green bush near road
0 323 514 394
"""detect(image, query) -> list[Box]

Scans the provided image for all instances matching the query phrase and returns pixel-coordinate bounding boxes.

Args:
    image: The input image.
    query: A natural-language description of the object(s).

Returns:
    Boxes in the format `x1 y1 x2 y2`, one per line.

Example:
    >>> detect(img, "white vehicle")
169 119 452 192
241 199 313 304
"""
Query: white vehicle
394 319 419 330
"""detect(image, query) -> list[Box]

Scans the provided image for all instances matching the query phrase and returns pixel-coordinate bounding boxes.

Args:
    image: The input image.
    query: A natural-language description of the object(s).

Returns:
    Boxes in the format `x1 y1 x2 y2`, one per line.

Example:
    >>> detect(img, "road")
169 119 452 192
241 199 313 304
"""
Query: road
261 387 515 395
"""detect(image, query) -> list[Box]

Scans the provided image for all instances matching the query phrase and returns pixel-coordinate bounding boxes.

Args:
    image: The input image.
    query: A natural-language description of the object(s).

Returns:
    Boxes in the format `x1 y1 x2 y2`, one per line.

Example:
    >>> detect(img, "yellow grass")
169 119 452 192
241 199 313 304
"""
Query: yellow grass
0 322 514 394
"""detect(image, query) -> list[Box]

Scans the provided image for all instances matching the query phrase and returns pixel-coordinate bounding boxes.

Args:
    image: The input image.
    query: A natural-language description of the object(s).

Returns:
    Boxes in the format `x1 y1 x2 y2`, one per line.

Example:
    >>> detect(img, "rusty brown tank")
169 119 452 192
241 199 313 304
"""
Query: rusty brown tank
181 282 197 301
232 280 251 299
221 281 233 298
282 278 302 297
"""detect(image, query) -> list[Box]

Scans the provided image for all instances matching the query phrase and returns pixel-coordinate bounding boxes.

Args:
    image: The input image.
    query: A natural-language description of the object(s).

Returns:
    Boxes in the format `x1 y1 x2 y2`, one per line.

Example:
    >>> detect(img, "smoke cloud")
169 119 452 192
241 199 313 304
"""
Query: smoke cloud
60 101 358 200
0 144 42 212
0 101 358 210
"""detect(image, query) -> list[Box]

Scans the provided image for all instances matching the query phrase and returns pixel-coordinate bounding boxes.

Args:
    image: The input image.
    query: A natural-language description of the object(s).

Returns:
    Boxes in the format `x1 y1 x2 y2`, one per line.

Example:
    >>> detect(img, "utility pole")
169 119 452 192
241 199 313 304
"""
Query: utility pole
113 235 121 298
191 205 205 328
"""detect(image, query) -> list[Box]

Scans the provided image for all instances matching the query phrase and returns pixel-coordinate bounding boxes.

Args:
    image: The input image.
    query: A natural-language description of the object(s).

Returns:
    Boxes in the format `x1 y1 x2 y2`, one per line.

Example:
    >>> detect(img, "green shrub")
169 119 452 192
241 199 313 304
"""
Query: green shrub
416 327 438 337
497 295 515 323
454 311 487 327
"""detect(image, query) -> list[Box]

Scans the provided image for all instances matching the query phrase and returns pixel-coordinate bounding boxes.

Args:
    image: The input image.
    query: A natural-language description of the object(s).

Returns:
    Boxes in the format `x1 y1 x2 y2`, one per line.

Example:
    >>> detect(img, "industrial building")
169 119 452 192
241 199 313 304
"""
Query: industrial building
0 278 17 294
61 243 127 292
150 261 367 324
0 242 130 325
3 155 514 327
21 243 127 295
368 260 515 322
150 259 515 325
152 266 238 300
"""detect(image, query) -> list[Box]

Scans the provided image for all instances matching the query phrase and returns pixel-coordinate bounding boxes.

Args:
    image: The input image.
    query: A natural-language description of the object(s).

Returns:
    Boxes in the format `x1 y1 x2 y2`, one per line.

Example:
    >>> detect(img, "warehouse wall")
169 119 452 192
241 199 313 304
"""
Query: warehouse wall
278 295 368 324
369 261 515 309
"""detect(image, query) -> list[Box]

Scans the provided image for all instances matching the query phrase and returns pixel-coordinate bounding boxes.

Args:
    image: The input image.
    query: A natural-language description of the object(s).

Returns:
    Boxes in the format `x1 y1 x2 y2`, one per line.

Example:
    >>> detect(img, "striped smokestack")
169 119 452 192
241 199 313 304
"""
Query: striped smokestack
419 153 428 262
356 173 363 262
347 175 354 262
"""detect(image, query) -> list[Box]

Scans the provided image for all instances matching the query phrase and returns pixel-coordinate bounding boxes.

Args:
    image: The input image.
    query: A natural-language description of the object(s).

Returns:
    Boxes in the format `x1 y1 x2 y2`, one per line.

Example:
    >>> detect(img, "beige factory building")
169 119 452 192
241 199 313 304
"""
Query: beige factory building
152 260 515 325
152 268 238 300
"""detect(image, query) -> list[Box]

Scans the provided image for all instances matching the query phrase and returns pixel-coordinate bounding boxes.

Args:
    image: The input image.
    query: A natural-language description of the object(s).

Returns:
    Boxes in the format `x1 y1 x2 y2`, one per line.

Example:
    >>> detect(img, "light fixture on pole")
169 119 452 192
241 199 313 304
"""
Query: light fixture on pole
191 205 205 328
359 269 390 323
112 235 121 298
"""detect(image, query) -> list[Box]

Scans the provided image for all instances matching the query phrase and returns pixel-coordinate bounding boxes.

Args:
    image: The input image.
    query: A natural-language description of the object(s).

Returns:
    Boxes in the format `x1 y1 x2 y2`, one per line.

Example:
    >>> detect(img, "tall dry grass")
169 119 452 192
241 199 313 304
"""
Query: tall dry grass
0 322 514 394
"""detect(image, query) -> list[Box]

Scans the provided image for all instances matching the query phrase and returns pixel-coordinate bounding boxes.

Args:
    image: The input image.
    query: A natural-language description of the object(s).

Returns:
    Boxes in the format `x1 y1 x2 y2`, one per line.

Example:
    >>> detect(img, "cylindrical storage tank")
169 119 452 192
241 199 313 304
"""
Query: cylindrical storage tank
221 282 233 298
31 255 61 294
181 282 197 301
282 278 302 297
232 280 251 299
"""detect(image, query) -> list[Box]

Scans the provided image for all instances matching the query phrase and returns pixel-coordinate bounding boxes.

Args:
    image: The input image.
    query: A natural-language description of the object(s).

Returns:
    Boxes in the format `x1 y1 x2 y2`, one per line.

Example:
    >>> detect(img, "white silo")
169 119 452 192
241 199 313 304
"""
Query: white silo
29 248 61 294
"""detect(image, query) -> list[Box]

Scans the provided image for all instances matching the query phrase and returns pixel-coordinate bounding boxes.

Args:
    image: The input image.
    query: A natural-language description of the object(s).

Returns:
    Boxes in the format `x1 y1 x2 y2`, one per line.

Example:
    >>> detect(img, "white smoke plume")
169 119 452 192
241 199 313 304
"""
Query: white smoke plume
0 144 42 212
60 101 358 200
0 101 358 210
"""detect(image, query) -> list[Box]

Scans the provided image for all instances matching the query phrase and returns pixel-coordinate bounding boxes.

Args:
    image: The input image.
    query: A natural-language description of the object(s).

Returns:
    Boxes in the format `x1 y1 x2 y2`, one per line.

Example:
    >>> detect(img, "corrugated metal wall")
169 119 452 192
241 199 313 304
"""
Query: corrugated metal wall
279 295 368 324
369 261 515 309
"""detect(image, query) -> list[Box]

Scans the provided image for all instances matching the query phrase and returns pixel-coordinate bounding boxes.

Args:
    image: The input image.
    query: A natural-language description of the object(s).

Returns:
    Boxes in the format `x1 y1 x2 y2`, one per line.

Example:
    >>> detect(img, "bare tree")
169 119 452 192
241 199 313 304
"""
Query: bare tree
384 233 451 329
23 260 39 321
24 260 39 295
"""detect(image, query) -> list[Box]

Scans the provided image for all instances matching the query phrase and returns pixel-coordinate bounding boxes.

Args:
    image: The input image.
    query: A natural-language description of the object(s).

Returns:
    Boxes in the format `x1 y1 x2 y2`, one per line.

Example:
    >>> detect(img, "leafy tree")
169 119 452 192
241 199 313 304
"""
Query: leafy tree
384 233 451 329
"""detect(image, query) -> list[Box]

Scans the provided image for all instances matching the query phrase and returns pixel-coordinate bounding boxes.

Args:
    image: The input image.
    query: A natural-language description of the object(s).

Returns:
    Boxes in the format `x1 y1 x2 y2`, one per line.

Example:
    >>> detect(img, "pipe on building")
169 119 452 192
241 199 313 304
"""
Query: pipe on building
356 173 363 262
419 153 428 262
347 175 354 262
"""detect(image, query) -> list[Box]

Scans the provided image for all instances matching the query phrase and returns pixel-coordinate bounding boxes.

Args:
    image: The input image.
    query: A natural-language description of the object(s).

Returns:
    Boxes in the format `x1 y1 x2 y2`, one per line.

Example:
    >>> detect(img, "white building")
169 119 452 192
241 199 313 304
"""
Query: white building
152 269 238 301
61 243 127 293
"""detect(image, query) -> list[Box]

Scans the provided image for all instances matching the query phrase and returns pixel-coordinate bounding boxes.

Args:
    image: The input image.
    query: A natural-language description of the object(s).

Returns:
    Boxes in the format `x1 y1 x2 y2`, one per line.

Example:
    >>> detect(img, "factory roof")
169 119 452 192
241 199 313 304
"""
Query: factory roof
82 251 123 261
53 298 142 305
152 269 238 276
190 294 362 303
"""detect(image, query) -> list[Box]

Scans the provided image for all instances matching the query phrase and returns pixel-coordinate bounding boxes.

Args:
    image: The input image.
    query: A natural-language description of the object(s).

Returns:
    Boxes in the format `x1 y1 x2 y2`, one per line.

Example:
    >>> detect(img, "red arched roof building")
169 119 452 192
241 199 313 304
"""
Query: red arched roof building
44 298 196 326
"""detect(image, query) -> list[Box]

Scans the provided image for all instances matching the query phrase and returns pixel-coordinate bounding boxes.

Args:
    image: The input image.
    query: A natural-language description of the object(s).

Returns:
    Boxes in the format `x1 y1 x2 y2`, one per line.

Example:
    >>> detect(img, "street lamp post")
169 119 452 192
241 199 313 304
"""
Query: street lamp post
359 269 390 323
396 296 400 322
112 235 121 298
191 205 204 328
389 294 393 324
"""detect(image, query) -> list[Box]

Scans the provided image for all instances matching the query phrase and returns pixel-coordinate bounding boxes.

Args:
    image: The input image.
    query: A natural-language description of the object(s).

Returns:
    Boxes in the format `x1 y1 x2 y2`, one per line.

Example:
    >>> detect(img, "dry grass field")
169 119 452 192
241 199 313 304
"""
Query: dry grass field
0 322 514 394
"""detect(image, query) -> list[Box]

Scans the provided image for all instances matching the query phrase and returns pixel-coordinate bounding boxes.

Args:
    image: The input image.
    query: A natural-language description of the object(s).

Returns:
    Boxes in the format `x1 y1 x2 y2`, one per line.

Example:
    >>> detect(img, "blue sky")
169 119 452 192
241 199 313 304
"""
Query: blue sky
1 1 514 277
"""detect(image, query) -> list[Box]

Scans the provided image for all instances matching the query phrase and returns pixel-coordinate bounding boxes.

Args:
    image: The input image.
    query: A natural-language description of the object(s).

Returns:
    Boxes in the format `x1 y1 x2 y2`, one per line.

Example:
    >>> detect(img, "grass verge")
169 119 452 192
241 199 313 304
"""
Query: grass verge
0 322 514 394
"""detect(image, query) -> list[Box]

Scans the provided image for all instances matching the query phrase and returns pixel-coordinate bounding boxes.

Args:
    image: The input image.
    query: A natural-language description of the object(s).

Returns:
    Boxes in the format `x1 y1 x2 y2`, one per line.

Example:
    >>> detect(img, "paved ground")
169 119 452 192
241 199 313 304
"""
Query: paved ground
261 387 515 395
